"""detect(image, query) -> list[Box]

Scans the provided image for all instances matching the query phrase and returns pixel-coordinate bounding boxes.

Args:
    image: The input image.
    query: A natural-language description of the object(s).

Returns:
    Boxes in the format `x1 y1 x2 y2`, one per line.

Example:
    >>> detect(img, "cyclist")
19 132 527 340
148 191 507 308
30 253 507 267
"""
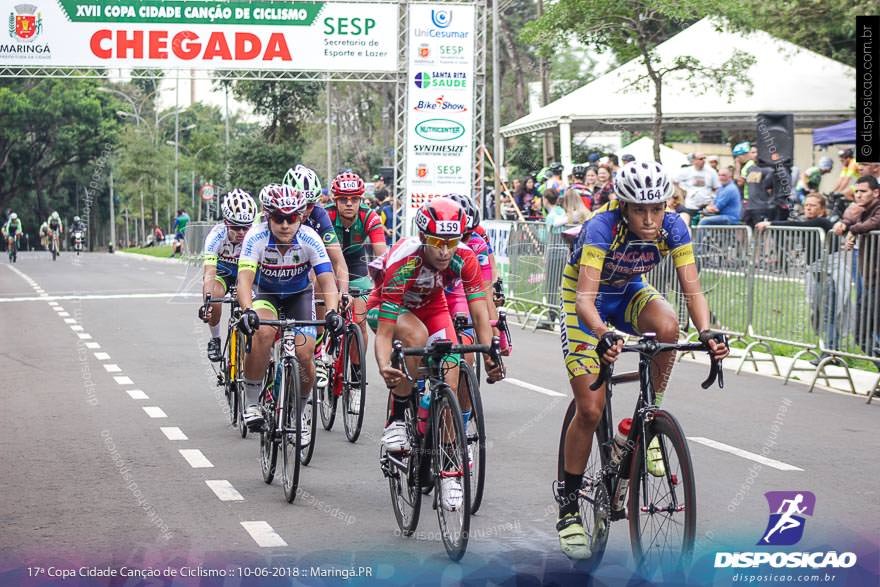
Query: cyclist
832 148 859 195
556 161 728 560
199 189 257 362
367 197 504 511
39 220 51 250
47 211 63 255
324 171 387 406
69 216 87 245
567 165 593 210
4 212 22 252
796 157 833 202
236 185 343 438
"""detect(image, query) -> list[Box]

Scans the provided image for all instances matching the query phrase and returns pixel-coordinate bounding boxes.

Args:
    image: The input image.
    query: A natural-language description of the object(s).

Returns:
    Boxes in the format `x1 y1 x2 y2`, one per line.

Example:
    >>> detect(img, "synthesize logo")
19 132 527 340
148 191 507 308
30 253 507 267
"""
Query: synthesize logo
759 491 815 546
431 9 452 28
9 3 42 42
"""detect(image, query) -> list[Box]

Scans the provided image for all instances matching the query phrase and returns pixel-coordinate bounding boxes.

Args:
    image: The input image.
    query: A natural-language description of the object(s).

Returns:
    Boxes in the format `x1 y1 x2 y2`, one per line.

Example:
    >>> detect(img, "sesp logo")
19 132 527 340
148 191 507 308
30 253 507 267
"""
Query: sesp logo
431 9 452 28
758 491 816 546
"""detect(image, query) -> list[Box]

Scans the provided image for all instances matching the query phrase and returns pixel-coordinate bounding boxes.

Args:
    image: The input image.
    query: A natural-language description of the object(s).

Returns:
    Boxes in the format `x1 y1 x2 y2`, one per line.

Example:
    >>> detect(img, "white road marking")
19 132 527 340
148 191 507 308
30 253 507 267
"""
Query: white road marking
94 352 110 360
505 377 567 397
179 449 213 468
48 301 58 306
57 311 70 316
85 342 100 349
241 522 287 547
64 318 77 324
114 375 133 385
161 427 188 441
205 480 244 502
143 406 167 418
77 333 92 340
70 325 84 332
0 292 201 303
156 271 165 275
126 389 149 400
103 364 122 373
688 437 804 471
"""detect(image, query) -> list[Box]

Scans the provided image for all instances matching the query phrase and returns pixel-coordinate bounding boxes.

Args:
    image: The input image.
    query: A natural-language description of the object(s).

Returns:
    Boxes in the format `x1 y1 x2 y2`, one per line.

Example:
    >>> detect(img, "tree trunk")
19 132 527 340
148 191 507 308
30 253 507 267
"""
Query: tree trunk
499 21 528 121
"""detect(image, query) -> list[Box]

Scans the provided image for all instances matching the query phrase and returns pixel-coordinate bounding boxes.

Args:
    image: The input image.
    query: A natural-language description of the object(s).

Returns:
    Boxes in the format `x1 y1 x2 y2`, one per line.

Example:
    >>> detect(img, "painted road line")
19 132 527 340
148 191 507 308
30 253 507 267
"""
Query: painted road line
126 389 149 400
103 364 122 373
57 311 70 316
688 437 804 471
70 325 84 332
48 301 58 306
505 377 567 398
85 342 101 349
114 375 134 385
94 352 111 360
63 318 77 324
240 522 287 548
77 333 93 340
161 427 188 441
143 406 167 418
205 480 244 502
179 449 213 468
0 292 202 303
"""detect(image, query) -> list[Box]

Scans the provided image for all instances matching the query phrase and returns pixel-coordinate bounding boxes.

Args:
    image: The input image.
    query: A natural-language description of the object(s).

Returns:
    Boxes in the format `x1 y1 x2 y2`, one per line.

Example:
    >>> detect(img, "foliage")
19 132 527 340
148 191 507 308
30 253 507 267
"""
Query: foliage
231 80 321 144
228 132 303 193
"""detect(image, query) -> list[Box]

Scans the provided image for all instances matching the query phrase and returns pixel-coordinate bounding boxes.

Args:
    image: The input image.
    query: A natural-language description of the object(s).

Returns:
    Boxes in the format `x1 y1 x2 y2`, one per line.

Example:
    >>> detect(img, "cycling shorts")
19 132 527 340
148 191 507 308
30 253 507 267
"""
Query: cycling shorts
366 295 460 366
559 263 662 379
348 275 373 300
445 284 475 344
214 274 236 294
253 288 317 339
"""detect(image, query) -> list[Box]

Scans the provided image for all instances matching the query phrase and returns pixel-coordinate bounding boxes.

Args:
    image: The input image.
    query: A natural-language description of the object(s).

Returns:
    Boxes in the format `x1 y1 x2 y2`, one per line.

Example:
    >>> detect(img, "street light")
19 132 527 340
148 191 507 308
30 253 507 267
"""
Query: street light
171 123 197 216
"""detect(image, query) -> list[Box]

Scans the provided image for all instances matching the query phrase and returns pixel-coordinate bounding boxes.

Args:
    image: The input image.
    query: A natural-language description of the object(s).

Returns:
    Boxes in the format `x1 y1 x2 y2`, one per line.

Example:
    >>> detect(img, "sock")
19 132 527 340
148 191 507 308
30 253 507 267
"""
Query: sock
559 470 583 518
461 410 471 430
654 391 664 407
388 395 409 424
209 323 221 338
244 378 263 406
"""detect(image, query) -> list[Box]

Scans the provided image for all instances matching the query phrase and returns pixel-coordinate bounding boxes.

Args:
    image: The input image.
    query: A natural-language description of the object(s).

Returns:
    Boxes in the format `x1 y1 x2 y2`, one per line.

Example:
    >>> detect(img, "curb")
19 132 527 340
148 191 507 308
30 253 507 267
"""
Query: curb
115 251 192 265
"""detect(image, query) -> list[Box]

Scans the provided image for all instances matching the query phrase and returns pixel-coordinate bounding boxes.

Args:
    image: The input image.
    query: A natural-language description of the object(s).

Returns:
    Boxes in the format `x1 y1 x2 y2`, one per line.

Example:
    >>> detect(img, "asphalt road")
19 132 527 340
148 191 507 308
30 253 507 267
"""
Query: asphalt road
1 251 877 586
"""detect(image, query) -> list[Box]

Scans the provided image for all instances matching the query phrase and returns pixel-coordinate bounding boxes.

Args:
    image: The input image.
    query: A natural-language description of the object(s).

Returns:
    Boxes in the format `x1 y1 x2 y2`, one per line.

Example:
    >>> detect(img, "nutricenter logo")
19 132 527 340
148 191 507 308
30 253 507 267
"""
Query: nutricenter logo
414 119 464 141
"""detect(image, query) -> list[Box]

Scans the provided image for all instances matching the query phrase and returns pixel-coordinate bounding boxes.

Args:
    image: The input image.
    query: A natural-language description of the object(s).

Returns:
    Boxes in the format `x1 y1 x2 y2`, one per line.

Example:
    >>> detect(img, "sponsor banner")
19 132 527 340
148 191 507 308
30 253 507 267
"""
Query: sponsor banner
0 0 398 71
404 2 475 232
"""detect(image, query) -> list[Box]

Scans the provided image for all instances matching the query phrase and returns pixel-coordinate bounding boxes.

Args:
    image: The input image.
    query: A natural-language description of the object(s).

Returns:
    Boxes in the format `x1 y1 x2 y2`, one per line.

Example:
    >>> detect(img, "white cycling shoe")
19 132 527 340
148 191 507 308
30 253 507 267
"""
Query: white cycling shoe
243 405 264 429
381 421 409 453
300 407 312 446
441 477 464 511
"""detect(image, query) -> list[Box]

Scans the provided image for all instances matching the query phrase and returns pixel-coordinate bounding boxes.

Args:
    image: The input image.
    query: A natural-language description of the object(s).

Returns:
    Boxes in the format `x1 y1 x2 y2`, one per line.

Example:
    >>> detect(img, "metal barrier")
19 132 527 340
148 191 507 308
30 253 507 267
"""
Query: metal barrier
183 221 216 267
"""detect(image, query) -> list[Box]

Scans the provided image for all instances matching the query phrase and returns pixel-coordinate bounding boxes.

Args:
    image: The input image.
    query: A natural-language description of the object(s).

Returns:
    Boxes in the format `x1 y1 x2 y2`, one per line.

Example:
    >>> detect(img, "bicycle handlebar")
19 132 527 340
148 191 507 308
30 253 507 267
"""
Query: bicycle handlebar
589 338 725 392
391 336 504 384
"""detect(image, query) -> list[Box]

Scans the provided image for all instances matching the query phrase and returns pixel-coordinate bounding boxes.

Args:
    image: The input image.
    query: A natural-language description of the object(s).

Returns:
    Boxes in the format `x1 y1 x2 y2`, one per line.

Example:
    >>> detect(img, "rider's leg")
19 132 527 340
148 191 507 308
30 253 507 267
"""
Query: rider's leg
208 278 226 337
562 374 606 514
242 305 278 407
295 335 317 397
353 296 368 367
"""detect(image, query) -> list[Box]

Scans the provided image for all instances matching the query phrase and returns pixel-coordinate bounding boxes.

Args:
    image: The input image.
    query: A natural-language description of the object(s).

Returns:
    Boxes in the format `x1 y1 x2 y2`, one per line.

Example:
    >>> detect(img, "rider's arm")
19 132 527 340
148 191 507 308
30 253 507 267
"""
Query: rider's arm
203 264 218 296
202 226 223 295
236 228 263 311
236 269 255 310
677 262 711 332
315 271 339 313
365 210 388 258
325 245 348 296
575 264 610 337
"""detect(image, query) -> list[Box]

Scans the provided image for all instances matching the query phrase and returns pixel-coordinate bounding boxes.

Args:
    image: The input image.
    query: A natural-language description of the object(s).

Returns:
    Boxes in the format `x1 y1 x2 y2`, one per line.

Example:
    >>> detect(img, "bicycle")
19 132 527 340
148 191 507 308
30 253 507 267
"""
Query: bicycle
244 315 332 503
555 333 724 577
48 230 59 261
7 235 18 263
316 289 368 442
380 337 503 561
201 290 247 437
451 309 513 514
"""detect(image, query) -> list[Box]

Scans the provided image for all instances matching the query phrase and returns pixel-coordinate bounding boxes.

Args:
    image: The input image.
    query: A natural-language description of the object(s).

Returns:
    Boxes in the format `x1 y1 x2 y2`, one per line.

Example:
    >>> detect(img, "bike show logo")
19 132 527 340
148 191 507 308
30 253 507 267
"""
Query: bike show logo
414 71 467 89
714 491 857 570
8 3 41 42
414 95 467 114
414 118 465 142
431 9 452 28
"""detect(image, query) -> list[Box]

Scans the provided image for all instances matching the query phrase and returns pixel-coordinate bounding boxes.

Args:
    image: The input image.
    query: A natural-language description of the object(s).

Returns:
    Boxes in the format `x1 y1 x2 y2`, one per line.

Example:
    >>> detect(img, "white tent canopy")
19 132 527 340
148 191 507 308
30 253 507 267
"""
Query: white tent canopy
501 18 855 139
617 137 689 169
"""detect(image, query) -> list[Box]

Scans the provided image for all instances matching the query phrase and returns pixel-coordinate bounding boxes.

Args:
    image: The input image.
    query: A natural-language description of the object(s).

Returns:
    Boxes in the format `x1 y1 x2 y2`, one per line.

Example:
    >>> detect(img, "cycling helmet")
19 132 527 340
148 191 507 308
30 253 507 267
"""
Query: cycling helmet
9 213 17 220
415 197 465 237
445 193 479 231
818 157 834 172
732 142 751 156
614 161 674 204
839 148 854 159
73 216 81 222
221 189 257 226
621 153 636 164
259 184 307 215
50 210 60 218
571 165 587 180
548 161 564 176
283 165 323 204
330 172 366 197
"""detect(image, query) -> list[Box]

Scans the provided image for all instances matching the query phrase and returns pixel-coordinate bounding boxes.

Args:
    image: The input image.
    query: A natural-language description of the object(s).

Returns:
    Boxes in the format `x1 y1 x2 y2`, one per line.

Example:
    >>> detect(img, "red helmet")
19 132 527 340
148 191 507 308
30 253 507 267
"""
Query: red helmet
330 172 365 197
415 197 466 237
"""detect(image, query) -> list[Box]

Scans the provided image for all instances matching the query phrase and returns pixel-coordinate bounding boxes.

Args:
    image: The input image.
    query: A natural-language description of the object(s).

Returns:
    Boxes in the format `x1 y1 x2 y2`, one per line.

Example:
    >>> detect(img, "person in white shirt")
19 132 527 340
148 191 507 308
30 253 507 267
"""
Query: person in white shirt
675 152 720 225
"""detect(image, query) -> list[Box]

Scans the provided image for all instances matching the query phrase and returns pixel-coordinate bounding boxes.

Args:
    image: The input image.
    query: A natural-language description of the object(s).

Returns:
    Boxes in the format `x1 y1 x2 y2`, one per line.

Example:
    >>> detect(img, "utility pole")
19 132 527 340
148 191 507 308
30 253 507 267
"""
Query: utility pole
537 0 554 166
326 80 332 182
109 170 116 252
140 189 145 247
491 0 502 217
224 84 231 191
174 70 180 216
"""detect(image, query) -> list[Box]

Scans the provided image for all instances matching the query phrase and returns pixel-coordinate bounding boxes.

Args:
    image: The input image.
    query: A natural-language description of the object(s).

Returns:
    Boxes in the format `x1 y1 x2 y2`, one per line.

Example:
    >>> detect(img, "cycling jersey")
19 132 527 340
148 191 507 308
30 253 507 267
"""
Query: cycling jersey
325 203 385 279
560 200 695 378
203 223 244 290
445 232 493 312
4 218 22 236
239 222 332 297
306 205 339 247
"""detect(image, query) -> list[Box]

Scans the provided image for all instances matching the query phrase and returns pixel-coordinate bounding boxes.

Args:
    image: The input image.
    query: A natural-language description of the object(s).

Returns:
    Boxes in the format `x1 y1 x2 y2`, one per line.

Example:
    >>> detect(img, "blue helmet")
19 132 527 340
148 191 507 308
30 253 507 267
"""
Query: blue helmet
732 142 751 156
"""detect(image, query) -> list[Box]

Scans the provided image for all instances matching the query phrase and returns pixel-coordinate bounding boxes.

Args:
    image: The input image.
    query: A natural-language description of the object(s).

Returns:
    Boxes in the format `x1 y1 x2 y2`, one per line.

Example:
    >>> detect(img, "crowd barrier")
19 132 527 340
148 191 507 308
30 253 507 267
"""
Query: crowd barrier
484 221 880 401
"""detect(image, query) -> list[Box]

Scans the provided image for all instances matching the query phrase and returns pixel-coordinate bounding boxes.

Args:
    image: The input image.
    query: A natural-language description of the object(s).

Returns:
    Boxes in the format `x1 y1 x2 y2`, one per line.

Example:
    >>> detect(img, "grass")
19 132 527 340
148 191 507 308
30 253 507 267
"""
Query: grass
121 245 175 258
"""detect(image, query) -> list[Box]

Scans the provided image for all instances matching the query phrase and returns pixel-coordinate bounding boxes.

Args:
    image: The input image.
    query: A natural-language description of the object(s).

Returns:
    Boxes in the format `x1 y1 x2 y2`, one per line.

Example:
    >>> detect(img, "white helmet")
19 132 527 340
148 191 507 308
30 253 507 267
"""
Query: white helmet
73 216 81 222
283 165 322 204
9 213 17 220
221 189 257 226
259 184 308 215
614 161 674 204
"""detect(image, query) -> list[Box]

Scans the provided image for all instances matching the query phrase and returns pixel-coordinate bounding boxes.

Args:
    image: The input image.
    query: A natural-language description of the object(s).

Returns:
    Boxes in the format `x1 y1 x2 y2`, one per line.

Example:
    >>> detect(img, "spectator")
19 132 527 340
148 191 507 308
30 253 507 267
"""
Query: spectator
373 174 389 202
544 189 567 231
733 142 757 200
699 167 742 226
500 189 519 220
707 155 720 172
170 208 189 257
539 162 565 194
756 193 833 234
511 178 522 195
526 193 544 221
607 154 620 177
515 176 540 216
620 153 635 165
562 185 591 225
668 185 686 215
796 157 834 201
566 165 592 210
376 190 396 245
740 161 779 227
832 148 859 195
591 166 614 210
675 152 720 225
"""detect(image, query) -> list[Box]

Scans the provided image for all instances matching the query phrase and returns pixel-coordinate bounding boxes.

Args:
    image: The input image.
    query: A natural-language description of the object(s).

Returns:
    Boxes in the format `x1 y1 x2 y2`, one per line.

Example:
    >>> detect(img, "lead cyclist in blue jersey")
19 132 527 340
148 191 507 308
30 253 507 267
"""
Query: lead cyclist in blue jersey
556 161 729 560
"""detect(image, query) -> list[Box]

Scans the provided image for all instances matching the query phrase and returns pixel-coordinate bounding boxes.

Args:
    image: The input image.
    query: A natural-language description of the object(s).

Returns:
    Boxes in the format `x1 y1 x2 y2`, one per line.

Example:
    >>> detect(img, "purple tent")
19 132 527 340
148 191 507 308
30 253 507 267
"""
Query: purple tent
812 119 855 146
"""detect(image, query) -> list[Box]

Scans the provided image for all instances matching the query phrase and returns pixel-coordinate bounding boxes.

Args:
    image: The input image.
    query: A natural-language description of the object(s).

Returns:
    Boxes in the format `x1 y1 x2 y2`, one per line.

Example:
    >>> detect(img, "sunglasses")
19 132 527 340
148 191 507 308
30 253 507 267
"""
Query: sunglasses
270 212 303 225
424 235 461 249
225 223 249 232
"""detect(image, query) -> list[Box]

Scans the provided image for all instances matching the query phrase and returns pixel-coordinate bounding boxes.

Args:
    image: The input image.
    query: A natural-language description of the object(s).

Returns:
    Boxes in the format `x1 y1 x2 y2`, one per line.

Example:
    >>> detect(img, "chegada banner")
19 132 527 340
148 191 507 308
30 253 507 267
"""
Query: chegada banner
0 0 398 71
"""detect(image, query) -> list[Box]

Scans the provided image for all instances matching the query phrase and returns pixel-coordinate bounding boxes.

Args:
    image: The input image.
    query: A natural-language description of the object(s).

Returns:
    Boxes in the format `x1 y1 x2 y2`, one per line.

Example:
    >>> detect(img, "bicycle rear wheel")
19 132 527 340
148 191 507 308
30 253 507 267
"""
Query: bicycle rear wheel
300 382 318 466
318 357 338 431
433 384 471 561
342 324 366 443
281 359 303 503
628 410 696 580
259 392 277 484
557 399 611 567
458 362 486 514
387 395 421 536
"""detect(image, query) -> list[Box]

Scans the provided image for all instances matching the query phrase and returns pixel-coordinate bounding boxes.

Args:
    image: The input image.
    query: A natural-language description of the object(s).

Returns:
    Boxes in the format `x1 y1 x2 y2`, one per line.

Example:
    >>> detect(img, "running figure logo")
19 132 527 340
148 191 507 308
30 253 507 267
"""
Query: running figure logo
758 491 816 546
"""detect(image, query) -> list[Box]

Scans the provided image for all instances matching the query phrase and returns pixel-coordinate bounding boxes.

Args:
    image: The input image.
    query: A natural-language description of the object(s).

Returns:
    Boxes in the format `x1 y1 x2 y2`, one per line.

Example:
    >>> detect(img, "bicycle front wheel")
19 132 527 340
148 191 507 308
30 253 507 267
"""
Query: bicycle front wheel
259 394 277 484
433 384 472 561
281 359 303 503
628 409 696 579
318 357 338 431
458 362 486 514
342 324 366 443
235 332 248 439
557 399 612 568
387 394 421 536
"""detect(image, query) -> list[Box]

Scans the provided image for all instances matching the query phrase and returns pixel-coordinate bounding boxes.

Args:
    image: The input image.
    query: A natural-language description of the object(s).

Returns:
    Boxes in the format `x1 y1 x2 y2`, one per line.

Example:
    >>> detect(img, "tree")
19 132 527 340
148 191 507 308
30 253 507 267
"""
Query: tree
523 1 756 161
229 132 303 193
231 80 321 144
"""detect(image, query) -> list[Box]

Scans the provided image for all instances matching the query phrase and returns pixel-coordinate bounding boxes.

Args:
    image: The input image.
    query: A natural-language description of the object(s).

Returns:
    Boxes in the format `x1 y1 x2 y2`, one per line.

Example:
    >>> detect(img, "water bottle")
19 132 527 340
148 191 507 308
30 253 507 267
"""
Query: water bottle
416 380 429 437
611 418 633 511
